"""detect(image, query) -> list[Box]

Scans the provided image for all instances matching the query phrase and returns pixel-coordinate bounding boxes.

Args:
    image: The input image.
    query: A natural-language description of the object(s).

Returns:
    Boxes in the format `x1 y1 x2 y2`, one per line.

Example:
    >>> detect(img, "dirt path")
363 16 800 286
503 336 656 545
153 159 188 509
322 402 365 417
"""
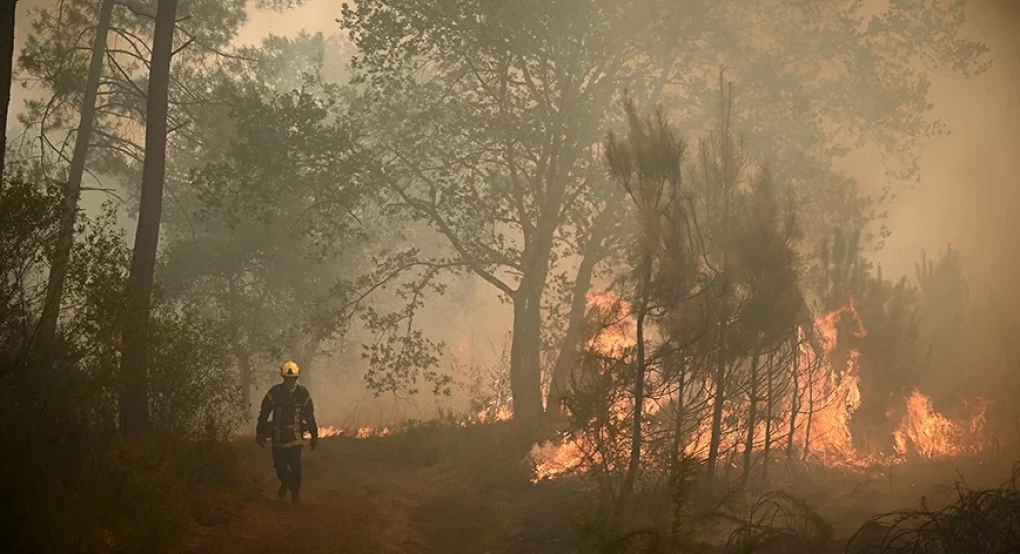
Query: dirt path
183 430 587 554
183 437 1019 554
185 437 438 554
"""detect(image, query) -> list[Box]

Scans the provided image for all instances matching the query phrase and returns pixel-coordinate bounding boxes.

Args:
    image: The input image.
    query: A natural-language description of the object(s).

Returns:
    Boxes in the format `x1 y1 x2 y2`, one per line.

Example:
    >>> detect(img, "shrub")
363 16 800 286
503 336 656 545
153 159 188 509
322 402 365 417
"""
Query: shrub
846 463 1020 554
0 177 250 553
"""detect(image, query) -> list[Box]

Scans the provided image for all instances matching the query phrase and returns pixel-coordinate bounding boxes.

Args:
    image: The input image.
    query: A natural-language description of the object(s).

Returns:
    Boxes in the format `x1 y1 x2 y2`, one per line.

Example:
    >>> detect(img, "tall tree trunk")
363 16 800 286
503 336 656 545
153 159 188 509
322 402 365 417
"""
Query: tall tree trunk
762 349 775 484
509 215 558 424
786 334 800 463
613 256 652 524
741 349 761 487
118 0 178 438
548 232 605 413
705 75 735 491
802 357 816 461
236 346 252 415
668 351 690 541
509 281 543 423
0 0 16 184
704 345 728 489
227 279 252 415
37 0 113 353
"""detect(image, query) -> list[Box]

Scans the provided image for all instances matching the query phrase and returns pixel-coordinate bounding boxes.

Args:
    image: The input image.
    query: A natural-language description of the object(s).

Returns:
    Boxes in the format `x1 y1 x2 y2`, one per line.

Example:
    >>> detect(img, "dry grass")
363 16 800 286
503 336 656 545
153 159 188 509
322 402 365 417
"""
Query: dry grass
846 462 1020 554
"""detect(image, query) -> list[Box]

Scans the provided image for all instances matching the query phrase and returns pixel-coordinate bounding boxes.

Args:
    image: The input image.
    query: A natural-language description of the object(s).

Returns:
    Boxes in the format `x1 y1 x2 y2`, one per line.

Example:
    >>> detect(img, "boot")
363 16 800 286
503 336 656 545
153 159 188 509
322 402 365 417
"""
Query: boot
291 488 301 505
277 481 288 499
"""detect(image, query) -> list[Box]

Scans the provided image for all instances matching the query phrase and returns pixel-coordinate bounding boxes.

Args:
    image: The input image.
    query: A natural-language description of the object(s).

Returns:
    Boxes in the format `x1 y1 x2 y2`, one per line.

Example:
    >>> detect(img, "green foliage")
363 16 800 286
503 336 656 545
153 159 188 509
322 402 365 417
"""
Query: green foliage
163 84 368 397
15 0 250 182
0 176 60 364
0 173 246 553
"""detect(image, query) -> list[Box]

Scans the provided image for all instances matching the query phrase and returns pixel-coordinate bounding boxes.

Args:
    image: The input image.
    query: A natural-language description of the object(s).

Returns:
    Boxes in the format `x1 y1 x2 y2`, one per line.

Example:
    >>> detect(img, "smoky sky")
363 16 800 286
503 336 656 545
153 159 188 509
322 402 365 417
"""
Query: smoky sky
10 0 1020 291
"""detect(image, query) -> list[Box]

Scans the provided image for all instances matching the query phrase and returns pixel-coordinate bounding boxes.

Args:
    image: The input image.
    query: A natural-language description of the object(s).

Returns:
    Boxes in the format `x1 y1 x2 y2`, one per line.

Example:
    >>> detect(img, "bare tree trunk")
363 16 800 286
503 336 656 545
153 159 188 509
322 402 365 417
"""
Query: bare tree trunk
668 351 690 541
613 256 652 523
786 334 799 463
227 278 252 415
762 350 775 483
802 358 816 461
509 281 544 423
118 0 178 438
704 346 727 489
0 0 16 184
237 346 252 413
37 0 113 352
548 226 607 413
741 349 761 487
705 75 735 492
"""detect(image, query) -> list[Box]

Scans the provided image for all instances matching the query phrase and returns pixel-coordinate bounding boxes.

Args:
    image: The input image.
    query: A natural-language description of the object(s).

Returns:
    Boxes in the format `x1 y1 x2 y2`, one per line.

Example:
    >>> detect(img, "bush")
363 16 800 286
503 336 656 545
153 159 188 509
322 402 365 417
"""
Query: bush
0 175 250 553
846 463 1020 554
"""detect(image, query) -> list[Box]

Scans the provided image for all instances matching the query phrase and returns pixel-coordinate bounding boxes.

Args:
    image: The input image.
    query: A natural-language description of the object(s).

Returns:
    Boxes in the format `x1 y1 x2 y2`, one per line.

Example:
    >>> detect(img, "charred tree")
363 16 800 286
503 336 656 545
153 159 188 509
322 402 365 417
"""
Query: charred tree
741 350 761 486
36 0 114 355
786 333 801 463
762 350 776 483
119 0 179 438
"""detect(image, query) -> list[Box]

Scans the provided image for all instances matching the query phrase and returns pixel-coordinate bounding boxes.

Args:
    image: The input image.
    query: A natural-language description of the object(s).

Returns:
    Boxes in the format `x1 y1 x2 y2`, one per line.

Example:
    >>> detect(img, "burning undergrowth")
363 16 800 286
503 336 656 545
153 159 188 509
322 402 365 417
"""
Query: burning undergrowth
310 403 514 441
529 292 994 484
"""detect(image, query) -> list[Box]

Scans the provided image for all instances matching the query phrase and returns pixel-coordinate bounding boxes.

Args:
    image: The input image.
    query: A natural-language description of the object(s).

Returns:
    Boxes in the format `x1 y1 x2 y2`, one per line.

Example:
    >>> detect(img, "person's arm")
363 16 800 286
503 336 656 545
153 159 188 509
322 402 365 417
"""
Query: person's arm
256 390 273 446
304 393 318 450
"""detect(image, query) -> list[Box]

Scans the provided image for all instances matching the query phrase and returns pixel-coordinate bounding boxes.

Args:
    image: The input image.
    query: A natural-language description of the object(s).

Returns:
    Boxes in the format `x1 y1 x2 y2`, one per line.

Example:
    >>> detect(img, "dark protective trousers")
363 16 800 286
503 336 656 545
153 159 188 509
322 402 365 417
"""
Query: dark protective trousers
272 445 303 492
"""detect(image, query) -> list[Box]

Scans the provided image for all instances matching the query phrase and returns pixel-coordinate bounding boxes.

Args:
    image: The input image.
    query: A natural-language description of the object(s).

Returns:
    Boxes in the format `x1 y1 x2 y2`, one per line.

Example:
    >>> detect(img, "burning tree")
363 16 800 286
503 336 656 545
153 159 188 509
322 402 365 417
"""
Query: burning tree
529 95 997 541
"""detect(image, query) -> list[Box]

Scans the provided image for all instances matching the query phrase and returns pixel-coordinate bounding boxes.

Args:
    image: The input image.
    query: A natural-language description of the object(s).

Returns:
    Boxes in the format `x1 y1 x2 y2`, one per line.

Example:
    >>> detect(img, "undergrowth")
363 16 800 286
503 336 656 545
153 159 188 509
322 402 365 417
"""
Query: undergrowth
846 462 1020 554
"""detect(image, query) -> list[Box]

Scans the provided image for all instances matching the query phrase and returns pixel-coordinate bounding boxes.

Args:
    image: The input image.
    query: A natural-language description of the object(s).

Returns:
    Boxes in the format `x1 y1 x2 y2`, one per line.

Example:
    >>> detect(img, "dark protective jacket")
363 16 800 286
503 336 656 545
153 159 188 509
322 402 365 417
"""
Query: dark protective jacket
256 383 318 448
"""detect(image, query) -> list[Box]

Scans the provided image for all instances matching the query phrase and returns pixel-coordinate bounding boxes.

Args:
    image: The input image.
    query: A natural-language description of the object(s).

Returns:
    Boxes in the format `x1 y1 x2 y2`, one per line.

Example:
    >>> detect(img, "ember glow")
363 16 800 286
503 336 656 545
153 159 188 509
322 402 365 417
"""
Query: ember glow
475 404 514 423
529 293 993 482
585 290 637 355
305 425 392 440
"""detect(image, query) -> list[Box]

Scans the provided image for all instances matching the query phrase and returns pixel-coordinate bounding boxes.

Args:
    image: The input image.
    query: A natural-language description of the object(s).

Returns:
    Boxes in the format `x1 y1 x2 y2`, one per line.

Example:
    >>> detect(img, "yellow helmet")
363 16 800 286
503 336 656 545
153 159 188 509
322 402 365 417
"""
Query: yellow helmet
281 361 300 378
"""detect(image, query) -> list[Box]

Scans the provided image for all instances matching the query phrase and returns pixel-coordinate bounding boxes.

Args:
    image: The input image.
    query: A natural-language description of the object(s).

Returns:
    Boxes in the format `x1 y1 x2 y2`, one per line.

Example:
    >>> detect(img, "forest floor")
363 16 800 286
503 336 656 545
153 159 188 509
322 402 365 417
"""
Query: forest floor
181 423 1019 554
182 422 586 554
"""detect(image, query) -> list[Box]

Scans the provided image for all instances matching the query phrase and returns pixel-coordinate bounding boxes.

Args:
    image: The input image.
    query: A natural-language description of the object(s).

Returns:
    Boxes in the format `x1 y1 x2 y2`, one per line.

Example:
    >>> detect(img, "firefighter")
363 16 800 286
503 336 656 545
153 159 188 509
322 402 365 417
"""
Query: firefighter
256 360 318 504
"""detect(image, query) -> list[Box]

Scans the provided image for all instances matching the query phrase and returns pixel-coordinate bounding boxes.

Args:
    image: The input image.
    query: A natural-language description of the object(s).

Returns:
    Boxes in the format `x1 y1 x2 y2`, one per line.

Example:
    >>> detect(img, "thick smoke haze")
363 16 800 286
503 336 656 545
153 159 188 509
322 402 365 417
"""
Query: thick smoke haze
238 0 1020 293
7 2 1020 552
242 0 1020 422
8 0 1020 426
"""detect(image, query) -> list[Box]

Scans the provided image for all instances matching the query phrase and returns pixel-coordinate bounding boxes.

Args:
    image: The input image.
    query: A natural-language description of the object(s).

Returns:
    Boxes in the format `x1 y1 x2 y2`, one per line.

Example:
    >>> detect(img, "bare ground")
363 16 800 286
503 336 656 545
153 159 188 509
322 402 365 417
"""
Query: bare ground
183 425 586 554
182 426 1019 554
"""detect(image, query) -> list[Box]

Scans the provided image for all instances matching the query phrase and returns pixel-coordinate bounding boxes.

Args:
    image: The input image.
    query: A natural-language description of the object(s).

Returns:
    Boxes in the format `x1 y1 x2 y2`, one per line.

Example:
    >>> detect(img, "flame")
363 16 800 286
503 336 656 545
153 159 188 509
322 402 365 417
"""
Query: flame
529 294 993 482
475 404 514 423
306 424 392 440
530 438 589 482
317 425 345 438
586 291 637 355
893 390 991 459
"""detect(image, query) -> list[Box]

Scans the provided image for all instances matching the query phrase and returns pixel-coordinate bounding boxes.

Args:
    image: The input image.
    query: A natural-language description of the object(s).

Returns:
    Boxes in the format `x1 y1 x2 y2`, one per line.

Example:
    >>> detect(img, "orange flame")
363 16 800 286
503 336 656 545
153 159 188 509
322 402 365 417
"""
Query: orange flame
529 294 993 482
585 291 637 355
893 390 991 460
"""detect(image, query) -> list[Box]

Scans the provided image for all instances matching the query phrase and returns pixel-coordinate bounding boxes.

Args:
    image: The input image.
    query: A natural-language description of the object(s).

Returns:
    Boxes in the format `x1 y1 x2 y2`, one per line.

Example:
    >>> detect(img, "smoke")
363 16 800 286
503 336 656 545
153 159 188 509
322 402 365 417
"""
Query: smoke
868 0 1020 294
8 0 1020 427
